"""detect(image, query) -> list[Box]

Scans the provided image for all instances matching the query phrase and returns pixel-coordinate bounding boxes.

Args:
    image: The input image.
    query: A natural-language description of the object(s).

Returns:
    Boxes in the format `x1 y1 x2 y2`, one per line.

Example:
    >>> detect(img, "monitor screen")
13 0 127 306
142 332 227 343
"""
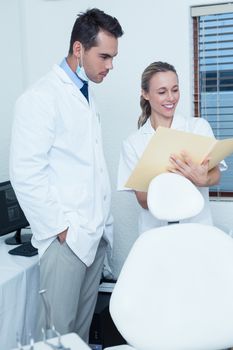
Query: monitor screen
0 180 31 244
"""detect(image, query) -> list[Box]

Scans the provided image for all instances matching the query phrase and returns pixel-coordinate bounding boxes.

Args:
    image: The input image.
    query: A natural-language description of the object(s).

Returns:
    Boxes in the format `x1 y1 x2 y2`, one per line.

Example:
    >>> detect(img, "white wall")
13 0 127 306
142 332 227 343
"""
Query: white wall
1 0 233 277
0 1 24 181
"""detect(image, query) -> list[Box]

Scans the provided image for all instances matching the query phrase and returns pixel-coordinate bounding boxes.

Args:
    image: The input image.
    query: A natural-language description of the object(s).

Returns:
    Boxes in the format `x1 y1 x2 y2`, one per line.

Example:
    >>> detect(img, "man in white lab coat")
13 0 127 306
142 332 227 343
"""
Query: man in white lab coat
10 8 123 343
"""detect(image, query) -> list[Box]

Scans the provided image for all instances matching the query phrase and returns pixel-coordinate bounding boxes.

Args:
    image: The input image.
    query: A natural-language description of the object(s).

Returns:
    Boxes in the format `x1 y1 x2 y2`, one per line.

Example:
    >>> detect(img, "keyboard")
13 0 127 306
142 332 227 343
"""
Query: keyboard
8 242 38 257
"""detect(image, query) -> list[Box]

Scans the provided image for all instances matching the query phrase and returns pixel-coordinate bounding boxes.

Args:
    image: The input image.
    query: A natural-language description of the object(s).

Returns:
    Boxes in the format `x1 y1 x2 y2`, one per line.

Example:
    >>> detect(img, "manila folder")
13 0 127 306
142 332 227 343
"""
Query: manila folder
125 126 233 192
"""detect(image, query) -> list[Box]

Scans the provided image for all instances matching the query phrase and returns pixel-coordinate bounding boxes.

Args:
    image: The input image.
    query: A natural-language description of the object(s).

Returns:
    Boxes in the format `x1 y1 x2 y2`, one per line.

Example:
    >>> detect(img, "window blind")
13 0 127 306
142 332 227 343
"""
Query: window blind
192 6 233 195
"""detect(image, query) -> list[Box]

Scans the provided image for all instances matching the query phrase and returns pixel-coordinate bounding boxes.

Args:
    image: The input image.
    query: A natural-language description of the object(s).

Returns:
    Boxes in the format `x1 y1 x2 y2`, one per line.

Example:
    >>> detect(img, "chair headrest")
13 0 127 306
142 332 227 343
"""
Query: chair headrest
147 173 204 222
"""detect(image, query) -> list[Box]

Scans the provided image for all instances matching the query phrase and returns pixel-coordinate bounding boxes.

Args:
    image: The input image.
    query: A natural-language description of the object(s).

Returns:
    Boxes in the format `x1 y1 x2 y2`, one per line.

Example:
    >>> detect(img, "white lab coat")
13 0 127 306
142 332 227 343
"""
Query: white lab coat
10 64 113 266
118 113 227 234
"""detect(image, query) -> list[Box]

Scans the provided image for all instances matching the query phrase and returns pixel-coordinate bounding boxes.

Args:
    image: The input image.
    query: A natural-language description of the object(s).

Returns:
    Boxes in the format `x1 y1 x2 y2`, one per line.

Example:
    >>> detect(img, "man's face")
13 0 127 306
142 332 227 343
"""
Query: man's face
81 30 119 83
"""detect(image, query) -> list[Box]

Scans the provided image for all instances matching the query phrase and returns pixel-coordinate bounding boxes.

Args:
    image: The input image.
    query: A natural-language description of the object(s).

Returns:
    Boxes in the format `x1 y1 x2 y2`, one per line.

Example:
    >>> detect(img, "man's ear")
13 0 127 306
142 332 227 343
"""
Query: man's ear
73 41 82 58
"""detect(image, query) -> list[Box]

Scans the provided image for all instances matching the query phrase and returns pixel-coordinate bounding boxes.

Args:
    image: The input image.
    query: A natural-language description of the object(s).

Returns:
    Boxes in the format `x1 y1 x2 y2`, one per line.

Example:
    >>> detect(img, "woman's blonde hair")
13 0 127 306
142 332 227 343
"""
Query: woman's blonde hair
138 61 177 128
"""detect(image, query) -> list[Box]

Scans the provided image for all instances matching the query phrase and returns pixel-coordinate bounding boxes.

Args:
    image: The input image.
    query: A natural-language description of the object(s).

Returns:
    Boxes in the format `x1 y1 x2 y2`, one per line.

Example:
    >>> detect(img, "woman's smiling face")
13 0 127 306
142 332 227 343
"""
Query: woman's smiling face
142 71 180 122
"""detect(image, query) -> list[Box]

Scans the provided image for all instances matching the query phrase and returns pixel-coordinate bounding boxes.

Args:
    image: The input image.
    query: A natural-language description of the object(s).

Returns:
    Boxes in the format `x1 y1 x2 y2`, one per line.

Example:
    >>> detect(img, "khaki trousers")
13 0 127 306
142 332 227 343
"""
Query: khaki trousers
36 238 107 343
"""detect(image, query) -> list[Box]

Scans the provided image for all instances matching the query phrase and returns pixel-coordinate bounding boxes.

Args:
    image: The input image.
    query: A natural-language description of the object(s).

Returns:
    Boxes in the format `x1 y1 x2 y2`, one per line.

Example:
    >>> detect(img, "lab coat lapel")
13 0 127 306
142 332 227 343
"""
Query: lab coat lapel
52 64 89 105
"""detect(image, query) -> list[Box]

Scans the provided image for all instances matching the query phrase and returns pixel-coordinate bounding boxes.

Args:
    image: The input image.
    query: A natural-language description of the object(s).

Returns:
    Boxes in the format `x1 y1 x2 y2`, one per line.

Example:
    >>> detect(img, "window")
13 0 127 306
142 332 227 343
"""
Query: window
192 3 233 196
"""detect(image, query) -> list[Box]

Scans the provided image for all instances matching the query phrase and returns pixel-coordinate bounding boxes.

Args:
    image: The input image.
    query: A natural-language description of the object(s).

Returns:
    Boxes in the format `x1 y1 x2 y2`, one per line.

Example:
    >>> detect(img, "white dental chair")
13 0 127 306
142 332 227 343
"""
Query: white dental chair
106 173 233 350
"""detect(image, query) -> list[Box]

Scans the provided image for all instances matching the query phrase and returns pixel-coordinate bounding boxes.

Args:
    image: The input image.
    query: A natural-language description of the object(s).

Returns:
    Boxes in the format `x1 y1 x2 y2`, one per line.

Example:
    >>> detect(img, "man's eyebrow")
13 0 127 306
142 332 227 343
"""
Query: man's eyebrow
99 52 118 58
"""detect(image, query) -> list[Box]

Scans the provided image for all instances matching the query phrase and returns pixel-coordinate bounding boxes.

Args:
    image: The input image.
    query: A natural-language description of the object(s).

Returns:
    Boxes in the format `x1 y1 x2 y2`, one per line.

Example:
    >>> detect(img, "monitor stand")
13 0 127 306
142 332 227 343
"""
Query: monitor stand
5 228 32 245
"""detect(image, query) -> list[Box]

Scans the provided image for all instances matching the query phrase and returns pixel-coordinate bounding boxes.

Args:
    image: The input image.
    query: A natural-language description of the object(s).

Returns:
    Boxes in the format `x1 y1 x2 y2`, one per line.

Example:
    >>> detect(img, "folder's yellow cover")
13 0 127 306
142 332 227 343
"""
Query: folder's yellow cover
125 126 233 192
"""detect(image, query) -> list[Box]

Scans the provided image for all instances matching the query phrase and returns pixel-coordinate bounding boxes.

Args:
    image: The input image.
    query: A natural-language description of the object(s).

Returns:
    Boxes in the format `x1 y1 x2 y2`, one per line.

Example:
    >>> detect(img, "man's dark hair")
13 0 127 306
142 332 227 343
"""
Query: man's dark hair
69 8 124 54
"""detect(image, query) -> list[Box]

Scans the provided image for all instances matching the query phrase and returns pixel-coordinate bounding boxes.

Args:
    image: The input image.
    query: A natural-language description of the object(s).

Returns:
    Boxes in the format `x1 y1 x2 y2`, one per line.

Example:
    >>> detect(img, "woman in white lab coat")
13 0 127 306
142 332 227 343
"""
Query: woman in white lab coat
118 61 226 235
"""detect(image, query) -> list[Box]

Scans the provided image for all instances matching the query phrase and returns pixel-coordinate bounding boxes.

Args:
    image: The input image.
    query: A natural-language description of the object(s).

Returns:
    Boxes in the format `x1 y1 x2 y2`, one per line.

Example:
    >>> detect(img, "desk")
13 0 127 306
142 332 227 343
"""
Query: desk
0 232 39 350
12 332 91 350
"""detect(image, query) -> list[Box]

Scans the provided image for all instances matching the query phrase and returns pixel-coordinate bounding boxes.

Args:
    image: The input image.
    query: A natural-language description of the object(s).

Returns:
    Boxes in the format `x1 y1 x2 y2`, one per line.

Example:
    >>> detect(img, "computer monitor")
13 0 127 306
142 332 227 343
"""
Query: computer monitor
0 180 32 245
